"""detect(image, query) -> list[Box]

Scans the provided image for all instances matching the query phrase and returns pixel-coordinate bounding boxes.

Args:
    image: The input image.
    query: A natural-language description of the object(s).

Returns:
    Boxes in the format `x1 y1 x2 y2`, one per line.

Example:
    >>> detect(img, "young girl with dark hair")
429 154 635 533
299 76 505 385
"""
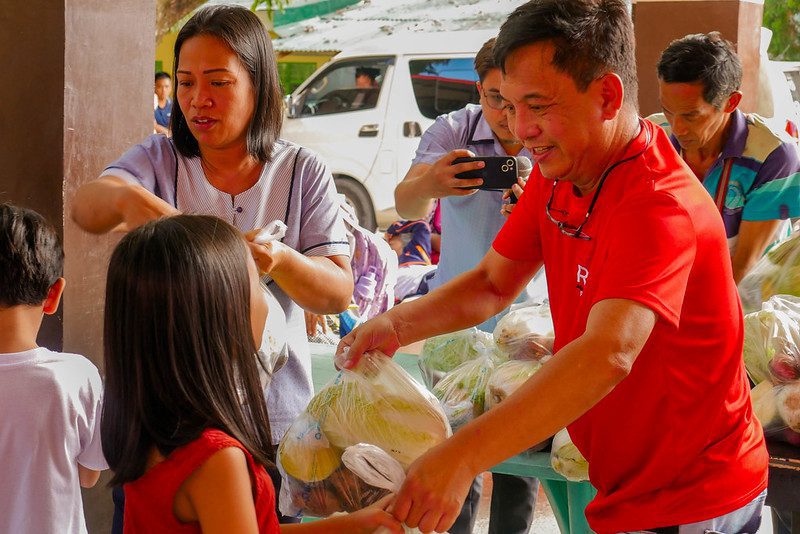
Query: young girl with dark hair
101 215 400 533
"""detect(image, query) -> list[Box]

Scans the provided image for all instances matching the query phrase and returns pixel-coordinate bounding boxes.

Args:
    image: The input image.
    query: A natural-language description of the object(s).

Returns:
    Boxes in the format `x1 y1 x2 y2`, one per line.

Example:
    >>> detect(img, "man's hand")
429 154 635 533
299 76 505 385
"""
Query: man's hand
501 176 527 217
335 313 403 369
419 149 487 199
392 443 476 533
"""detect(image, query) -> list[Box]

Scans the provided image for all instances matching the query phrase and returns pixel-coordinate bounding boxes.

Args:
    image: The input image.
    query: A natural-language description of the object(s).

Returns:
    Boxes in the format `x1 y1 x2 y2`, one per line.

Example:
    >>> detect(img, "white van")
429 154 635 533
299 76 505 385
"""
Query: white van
281 29 497 230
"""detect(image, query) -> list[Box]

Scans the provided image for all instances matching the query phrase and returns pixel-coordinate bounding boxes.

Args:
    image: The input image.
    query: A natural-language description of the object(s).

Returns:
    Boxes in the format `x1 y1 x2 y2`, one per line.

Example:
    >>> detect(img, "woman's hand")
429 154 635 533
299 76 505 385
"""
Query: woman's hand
115 184 180 232
244 230 288 276
72 176 179 234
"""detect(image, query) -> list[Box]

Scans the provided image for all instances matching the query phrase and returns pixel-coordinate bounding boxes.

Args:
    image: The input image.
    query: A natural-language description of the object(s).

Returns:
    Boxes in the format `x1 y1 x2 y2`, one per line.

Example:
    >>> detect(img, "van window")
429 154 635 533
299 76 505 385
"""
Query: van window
409 58 480 119
295 57 393 117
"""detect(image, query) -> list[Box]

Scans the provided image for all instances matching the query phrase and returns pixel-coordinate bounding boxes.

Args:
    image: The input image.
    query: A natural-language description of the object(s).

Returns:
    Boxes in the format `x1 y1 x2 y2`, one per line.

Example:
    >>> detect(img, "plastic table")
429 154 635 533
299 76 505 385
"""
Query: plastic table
307 344 596 533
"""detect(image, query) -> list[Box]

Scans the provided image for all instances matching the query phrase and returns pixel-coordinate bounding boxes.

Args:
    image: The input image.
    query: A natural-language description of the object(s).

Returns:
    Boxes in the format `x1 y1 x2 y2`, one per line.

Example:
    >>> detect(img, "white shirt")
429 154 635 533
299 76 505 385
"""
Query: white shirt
0 347 106 534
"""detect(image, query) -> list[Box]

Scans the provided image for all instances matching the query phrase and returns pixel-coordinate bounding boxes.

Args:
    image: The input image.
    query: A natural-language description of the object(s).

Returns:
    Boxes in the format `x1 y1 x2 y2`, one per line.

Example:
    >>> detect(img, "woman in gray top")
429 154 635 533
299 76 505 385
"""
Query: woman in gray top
71 5 352 522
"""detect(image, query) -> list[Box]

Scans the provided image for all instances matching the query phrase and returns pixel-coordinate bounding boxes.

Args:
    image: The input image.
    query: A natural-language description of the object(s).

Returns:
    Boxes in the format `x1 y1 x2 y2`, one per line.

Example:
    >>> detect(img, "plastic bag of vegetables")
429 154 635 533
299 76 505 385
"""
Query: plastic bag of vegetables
743 295 800 445
277 351 451 518
418 327 495 388
550 428 589 481
739 232 800 314
432 344 496 431
493 302 555 362
484 359 551 453
743 295 800 385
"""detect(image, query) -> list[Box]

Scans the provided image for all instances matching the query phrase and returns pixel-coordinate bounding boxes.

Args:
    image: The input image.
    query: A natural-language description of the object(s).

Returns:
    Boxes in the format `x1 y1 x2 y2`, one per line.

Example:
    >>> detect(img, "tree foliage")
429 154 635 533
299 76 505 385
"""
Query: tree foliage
763 0 800 60
156 0 289 42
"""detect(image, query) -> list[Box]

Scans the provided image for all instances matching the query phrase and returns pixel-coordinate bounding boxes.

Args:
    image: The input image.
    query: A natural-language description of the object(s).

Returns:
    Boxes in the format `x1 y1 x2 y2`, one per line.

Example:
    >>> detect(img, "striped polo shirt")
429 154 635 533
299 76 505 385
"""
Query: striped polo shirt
102 134 349 443
647 110 800 254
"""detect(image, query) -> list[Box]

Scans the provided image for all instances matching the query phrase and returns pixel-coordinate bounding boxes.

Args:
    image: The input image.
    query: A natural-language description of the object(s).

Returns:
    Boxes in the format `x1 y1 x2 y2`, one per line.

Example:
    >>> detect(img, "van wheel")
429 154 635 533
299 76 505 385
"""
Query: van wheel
334 176 377 231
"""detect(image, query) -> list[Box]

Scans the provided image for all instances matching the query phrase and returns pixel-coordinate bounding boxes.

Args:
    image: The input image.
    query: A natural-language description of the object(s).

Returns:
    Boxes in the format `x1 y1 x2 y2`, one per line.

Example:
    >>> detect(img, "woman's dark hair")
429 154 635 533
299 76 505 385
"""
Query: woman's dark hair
0 203 63 307
494 0 638 108
474 38 497 83
657 32 742 109
171 5 283 162
101 215 274 485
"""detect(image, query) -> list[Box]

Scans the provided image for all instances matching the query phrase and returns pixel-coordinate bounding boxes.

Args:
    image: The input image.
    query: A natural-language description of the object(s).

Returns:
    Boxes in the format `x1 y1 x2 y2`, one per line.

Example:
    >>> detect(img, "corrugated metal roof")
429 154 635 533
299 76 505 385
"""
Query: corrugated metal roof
272 0 527 53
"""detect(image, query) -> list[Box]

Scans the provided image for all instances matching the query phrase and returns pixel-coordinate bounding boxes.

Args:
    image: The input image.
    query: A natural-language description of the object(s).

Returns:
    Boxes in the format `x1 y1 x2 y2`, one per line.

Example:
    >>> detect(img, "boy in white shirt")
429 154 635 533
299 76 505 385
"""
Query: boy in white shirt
0 203 106 534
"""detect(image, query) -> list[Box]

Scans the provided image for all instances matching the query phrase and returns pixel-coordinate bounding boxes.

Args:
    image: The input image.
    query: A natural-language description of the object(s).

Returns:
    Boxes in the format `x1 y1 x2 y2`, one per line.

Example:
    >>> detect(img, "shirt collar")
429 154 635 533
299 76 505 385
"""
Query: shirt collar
473 108 532 158
669 108 747 160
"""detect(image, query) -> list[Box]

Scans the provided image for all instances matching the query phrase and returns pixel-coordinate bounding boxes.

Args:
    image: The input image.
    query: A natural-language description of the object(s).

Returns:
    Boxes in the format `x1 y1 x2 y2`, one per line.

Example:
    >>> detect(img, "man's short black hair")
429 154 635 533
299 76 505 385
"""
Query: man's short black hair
657 32 742 108
355 67 379 81
154 71 171 83
474 38 498 82
493 0 638 108
0 203 63 307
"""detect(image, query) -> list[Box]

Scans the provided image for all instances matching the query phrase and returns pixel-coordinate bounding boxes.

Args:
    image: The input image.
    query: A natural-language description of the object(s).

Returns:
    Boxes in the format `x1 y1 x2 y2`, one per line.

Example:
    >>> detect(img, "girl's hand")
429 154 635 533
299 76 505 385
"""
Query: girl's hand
345 495 404 534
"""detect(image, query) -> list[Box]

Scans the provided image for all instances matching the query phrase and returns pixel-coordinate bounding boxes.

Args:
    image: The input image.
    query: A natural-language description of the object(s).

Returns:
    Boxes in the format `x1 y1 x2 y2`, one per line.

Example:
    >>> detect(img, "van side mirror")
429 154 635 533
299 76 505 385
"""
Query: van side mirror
284 94 295 118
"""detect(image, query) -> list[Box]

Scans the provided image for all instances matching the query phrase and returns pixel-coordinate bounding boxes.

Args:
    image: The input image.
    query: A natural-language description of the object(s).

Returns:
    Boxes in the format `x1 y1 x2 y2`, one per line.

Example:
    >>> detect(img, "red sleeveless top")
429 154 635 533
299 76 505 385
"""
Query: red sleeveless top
123 429 280 533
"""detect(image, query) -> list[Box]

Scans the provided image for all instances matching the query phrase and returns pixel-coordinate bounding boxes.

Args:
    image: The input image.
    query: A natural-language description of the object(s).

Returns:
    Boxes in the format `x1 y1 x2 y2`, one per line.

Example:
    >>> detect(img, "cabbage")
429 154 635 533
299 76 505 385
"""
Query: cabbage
485 359 541 410
751 380 782 430
278 351 451 518
550 429 589 482
432 355 495 430
493 303 555 361
777 381 800 433
419 328 495 387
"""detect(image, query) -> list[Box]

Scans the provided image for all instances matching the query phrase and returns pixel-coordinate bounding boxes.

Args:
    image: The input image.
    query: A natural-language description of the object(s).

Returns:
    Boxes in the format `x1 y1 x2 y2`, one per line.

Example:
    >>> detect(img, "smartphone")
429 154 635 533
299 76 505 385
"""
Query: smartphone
453 156 520 190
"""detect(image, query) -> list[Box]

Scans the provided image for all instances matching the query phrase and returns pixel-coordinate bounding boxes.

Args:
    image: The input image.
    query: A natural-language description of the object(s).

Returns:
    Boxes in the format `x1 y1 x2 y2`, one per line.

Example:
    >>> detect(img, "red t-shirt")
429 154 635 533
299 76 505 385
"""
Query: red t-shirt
493 120 767 532
123 429 280 533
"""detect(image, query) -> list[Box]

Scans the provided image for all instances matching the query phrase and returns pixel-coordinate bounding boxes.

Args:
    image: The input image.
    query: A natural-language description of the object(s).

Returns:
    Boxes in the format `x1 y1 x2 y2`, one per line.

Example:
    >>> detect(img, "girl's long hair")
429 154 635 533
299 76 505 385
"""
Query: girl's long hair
101 215 274 485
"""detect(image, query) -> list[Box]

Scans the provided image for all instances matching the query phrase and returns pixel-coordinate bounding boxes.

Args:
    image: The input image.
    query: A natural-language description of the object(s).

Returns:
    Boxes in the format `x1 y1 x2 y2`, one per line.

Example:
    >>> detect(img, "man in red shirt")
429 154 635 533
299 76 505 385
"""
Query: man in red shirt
337 1 768 532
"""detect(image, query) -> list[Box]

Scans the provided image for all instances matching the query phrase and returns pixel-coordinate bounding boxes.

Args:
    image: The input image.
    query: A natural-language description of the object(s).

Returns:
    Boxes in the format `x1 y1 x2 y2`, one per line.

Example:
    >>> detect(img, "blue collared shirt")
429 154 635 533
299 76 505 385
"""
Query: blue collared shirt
412 104 543 331
648 109 800 254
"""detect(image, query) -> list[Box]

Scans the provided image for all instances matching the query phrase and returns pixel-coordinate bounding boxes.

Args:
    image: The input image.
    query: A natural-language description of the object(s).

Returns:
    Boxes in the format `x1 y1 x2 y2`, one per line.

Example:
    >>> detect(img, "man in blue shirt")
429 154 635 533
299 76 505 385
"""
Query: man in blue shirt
393 37 538 534
649 32 800 283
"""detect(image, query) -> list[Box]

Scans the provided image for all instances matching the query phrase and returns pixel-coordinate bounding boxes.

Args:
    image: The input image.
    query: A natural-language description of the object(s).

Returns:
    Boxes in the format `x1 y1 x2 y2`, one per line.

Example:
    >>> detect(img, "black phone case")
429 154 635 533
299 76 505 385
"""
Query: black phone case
453 156 518 190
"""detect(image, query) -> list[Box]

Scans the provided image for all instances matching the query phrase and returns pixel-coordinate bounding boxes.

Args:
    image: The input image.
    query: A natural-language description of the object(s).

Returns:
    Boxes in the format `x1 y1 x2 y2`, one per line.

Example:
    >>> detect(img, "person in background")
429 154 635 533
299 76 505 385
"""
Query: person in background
71 5 353 526
339 1 769 532
154 71 172 136
392 37 538 534
649 32 800 283
355 67 379 89
0 203 106 534
101 214 402 534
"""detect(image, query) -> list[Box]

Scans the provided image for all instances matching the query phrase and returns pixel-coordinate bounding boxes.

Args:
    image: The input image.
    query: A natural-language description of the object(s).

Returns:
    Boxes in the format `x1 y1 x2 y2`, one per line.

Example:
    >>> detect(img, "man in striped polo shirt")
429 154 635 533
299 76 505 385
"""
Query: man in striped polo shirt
649 32 800 283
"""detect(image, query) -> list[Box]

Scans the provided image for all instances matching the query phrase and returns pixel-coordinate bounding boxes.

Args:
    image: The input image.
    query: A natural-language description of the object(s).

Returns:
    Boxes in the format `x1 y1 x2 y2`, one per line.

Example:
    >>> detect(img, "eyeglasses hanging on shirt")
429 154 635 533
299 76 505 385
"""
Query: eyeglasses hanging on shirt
545 119 652 240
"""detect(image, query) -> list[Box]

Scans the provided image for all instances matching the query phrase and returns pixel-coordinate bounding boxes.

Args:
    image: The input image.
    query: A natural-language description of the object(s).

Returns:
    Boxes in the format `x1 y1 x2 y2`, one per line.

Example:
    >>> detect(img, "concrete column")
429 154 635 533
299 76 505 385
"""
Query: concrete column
0 1 155 530
634 0 764 116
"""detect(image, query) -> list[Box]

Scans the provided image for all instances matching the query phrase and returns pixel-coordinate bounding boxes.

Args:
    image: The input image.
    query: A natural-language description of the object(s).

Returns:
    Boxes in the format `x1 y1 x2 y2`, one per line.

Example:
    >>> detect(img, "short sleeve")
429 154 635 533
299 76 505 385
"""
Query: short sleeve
593 193 697 328
411 113 462 166
491 171 543 263
742 142 800 221
100 134 179 206
295 151 350 258
76 362 108 471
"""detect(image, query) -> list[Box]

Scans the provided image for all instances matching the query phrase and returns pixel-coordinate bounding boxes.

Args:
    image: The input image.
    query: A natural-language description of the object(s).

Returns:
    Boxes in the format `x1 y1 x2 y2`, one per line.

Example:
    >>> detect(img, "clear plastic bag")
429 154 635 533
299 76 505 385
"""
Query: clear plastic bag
484 359 551 453
744 295 800 445
278 351 451 518
493 302 555 362
738 233 800 314
551 428 589 481
431 345 496 431
418 327 495 388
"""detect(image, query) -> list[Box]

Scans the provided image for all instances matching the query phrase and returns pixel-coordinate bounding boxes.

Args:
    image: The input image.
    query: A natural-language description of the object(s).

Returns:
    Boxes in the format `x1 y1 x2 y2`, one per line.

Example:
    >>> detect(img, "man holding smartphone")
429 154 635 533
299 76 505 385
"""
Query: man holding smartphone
393 37 539 534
